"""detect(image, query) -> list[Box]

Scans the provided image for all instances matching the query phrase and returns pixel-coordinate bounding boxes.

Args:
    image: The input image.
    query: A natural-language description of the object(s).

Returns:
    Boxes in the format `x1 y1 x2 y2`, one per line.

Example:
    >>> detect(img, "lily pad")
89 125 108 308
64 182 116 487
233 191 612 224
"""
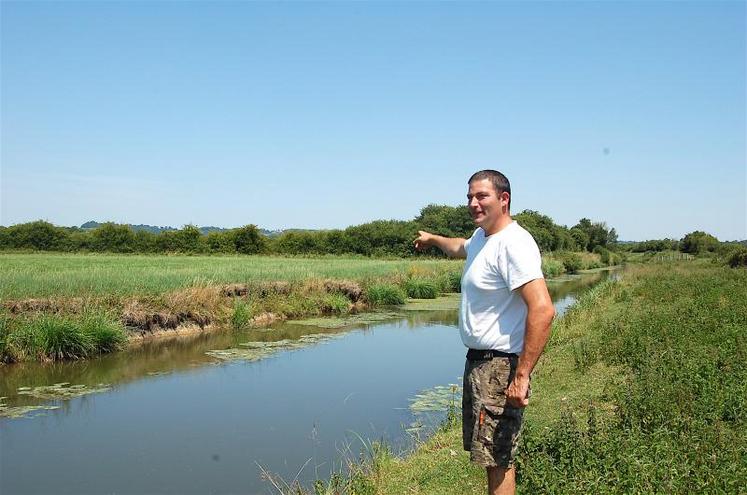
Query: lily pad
146 371 172 377
206 333 344 362
16 383 112 401
0 397 60 419
401 295 461 312
409 383 462 414
291 311 403 329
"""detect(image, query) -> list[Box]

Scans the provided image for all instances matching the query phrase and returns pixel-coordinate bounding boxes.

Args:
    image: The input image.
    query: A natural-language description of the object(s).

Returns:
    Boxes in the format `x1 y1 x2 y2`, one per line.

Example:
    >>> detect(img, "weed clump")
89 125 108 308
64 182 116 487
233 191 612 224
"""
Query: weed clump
230 301 253 330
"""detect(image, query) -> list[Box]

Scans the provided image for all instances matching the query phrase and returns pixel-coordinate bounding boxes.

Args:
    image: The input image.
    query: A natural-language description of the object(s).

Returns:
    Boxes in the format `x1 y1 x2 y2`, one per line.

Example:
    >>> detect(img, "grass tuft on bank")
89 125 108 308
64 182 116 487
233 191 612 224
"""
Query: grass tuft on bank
1 311 127 362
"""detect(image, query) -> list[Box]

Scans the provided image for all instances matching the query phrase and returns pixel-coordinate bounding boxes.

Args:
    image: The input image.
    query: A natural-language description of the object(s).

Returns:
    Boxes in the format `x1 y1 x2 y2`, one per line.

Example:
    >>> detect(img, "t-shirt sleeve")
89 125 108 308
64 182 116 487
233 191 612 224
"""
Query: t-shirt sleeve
504 232 544 291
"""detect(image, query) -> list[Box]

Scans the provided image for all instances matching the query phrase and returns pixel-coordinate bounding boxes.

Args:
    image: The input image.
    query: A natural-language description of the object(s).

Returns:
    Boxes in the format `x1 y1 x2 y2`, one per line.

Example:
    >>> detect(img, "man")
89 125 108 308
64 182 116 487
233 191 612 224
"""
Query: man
414 170 555 495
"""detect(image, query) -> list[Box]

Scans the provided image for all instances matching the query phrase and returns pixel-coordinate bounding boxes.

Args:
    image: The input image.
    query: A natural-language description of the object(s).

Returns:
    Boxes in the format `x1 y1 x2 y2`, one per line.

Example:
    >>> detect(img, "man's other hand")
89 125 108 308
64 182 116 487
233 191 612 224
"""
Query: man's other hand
505 375 530 408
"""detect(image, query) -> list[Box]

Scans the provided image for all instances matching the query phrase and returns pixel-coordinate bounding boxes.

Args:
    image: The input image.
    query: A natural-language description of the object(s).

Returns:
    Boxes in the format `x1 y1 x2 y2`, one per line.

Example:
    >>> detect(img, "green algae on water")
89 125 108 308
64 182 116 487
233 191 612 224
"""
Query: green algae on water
0 396 60 419
206 333 344 362
291 311 403 329
16 382 112 401
401 295 461 312
408 383 462 414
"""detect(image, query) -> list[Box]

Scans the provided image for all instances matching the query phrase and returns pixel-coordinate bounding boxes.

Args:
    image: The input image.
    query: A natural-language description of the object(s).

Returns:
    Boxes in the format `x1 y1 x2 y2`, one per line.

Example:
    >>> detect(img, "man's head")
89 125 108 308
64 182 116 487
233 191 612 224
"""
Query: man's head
467 170 512 234
468 170 511 211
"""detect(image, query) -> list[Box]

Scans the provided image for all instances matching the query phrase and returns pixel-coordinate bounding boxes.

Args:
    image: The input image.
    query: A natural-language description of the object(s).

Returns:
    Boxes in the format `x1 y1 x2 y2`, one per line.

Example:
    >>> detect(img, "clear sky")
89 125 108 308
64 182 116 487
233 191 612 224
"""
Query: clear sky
1 1 745 241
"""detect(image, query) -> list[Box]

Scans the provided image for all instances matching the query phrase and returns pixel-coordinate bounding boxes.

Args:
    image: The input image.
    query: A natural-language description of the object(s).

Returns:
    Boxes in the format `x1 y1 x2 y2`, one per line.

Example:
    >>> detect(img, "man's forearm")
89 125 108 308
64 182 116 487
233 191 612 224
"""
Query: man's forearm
516 305 555 379
430 235 466 258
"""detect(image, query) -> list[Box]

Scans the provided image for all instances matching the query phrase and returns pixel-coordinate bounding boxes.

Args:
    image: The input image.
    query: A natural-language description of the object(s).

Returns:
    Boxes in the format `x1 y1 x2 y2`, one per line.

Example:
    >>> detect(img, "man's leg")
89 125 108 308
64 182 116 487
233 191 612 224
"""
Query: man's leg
486 466 515 495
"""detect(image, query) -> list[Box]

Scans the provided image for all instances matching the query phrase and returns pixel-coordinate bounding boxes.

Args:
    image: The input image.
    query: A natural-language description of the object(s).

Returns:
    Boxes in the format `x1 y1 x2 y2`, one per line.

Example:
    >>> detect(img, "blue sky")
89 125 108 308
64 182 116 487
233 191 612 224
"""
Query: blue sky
1 1 745 241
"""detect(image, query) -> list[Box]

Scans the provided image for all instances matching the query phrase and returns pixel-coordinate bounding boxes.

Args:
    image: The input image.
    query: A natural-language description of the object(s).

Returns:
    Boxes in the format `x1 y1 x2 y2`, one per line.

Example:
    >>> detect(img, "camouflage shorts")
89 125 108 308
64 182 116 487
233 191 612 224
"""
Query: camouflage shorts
462 354 526 468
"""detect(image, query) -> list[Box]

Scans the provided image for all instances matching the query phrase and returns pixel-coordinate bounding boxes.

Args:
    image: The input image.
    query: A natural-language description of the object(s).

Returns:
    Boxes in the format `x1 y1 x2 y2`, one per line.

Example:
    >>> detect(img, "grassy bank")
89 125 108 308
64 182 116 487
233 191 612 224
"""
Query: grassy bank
330 262 745 494
0 254 464 363
0 252 615 363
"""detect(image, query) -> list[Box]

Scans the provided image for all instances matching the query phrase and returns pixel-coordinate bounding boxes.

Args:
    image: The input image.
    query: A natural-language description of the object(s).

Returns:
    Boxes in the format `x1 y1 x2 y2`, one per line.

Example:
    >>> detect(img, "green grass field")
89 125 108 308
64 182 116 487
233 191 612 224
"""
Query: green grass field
0 253 464 300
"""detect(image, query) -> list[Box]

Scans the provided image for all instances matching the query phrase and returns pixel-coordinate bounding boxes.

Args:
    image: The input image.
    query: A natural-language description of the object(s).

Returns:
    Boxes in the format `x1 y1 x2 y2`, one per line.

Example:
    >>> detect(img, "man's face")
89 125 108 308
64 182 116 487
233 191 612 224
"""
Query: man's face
467 179 508 230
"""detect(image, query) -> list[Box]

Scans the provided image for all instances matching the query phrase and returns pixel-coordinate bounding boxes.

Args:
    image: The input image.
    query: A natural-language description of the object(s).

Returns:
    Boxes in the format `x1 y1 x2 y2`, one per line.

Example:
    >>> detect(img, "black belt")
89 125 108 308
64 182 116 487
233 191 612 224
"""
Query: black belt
466 348 518 361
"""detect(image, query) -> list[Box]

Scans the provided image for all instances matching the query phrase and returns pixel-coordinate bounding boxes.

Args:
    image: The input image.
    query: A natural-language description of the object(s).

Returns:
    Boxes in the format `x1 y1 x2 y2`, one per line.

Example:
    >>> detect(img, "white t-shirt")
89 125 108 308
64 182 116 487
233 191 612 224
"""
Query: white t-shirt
459 221 544 354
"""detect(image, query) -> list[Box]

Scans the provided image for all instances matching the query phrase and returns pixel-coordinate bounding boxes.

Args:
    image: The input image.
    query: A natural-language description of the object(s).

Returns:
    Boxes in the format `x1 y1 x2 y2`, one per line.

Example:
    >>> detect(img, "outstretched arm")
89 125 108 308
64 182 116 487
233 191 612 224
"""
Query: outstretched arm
413 231 467 259
505 278 555 407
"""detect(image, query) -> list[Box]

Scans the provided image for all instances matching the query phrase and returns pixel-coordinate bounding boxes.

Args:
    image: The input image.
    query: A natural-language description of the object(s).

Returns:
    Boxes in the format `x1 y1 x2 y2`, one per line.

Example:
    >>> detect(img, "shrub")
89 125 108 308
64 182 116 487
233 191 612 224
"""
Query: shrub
727 246 747 268
556 251 583 274
365 283 406 306
541 257 564 278
593 245 612 265
680 230 719 254
234 225 267 254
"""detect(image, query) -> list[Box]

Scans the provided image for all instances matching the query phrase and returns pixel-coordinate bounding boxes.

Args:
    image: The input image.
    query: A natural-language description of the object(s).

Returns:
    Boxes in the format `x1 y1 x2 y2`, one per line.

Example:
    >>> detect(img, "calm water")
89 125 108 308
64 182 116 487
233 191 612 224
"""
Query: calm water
0 269 615 495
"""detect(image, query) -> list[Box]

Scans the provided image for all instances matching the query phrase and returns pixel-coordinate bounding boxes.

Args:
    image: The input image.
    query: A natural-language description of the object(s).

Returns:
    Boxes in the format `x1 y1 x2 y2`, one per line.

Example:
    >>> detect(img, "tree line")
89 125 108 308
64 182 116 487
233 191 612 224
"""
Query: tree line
0 205 619 257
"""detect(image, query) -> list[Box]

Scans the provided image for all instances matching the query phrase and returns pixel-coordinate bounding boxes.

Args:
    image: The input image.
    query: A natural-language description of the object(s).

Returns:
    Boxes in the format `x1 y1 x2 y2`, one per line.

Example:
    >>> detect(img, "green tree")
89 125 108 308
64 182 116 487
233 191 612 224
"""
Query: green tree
0 226 10 249
133 230 158 253
514 210 558 252
569 227 590 252
573 218 615 252
90 223 136 252
6 220 70 251
206 231 236 253
234 225 267 254
680 231 719 255
173 225 205 253
415 204 473 238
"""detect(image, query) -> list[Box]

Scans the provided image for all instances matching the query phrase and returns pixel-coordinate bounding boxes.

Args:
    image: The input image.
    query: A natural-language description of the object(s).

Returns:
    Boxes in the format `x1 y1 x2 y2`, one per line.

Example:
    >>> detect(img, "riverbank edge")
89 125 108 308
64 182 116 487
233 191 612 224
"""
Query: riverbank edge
0 268 461 363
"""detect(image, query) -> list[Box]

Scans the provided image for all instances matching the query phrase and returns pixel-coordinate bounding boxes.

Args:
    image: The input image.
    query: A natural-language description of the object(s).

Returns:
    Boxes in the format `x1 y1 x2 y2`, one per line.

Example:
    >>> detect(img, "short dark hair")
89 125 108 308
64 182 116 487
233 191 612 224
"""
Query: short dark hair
468 170 511 210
